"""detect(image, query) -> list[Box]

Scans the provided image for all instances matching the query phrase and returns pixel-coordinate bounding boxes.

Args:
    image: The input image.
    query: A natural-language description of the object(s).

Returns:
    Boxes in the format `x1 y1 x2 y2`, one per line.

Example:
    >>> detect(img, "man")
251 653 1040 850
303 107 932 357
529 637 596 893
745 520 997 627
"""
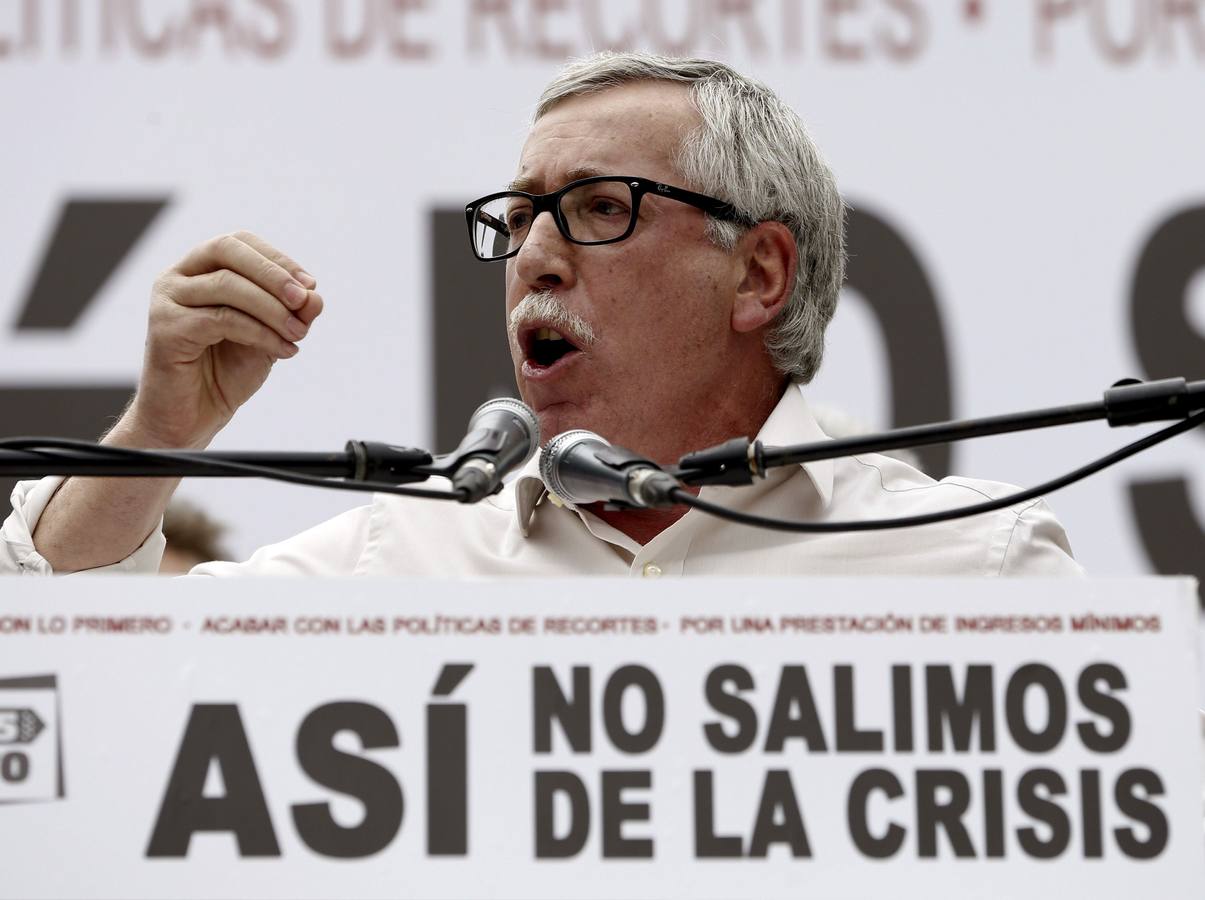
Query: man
1 52 1080 577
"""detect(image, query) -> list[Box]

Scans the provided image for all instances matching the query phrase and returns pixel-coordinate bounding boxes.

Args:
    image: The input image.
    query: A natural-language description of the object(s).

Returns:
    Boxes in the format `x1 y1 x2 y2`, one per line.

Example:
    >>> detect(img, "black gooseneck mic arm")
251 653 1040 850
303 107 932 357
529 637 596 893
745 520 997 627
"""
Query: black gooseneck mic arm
673 377 1205 487
0 438 466 501
0 442 429 482
0 398 541 504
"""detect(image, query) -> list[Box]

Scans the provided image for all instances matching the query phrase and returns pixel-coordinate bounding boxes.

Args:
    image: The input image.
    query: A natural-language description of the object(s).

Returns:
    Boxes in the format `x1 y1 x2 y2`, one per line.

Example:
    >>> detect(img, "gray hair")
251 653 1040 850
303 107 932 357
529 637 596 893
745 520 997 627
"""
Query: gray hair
535 52 846 383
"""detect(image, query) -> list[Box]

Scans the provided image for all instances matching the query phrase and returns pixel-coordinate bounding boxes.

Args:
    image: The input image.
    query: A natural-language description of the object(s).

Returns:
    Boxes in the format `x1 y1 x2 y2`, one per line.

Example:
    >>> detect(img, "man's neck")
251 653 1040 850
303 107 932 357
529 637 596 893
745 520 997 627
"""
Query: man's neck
585 497 693 546
585 378 790 546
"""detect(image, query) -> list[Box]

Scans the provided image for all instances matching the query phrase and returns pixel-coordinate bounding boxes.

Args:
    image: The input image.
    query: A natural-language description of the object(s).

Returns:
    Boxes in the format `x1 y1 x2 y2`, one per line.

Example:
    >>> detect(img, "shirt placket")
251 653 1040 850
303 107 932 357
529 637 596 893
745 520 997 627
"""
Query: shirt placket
629 528 688 578
564 505 689 578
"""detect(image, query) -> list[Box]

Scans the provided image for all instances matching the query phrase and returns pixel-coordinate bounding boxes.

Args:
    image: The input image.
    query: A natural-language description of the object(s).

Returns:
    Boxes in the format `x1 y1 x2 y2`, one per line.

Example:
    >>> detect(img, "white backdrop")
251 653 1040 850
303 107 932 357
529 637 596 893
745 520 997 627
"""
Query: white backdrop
1 0 1202 572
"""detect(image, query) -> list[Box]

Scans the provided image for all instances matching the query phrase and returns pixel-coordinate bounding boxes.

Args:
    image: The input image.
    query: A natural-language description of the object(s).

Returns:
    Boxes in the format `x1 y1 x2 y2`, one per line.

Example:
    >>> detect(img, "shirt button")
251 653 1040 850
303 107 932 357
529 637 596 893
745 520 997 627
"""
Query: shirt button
642 563 663 578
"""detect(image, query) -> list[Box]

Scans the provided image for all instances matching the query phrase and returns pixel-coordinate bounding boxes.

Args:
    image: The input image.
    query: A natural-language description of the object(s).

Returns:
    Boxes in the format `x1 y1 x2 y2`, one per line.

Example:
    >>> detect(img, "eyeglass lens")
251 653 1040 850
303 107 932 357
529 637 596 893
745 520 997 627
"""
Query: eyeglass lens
472 180 636 259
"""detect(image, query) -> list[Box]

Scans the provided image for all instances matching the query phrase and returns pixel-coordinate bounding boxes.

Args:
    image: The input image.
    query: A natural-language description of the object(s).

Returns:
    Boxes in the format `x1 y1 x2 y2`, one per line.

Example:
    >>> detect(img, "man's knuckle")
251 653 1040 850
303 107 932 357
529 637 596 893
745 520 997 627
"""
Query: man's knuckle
147 296 171 326
155 272 189 304
214 233 241 258
210 305 236 327
265 257 290 285
211 268 237 293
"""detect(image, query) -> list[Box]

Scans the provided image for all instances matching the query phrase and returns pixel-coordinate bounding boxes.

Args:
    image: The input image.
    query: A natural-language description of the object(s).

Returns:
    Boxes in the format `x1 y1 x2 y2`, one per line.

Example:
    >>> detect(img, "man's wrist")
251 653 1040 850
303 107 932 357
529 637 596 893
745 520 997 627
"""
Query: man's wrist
107 405 216 452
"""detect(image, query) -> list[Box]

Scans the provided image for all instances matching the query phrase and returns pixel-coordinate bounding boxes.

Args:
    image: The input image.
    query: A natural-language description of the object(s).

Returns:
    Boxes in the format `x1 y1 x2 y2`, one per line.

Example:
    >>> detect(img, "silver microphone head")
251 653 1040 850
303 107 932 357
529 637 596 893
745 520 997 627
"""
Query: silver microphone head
539 429 608 501
467 397 541 469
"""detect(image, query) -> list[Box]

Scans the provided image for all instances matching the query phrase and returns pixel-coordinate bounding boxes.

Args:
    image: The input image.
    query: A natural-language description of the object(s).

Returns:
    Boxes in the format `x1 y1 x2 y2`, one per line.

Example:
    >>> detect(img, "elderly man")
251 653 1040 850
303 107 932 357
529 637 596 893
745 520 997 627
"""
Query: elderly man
2 52 1080 577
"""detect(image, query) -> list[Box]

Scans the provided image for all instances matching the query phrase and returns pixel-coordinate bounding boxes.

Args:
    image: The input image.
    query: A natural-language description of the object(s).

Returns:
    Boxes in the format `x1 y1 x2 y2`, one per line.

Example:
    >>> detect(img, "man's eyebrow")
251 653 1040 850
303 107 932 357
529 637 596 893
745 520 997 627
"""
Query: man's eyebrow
508 166 608 193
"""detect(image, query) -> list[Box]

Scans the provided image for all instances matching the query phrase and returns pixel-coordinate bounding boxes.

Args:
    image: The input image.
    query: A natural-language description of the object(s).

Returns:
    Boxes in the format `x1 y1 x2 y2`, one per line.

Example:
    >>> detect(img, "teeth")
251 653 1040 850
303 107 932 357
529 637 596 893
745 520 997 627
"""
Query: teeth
534 327 564 341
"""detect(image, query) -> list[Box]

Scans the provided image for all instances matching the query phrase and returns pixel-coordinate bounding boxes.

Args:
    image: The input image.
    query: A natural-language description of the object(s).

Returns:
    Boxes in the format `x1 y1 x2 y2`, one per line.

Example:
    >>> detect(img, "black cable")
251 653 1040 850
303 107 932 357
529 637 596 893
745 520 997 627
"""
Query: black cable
668 410 1205 533
0 437 467 502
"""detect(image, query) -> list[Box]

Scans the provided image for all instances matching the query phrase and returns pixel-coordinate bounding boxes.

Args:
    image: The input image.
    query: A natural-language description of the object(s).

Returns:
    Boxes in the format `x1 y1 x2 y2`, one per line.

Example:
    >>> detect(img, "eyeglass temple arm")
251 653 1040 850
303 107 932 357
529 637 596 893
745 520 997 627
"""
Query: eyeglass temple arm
652 182 746 224
474 207 511 237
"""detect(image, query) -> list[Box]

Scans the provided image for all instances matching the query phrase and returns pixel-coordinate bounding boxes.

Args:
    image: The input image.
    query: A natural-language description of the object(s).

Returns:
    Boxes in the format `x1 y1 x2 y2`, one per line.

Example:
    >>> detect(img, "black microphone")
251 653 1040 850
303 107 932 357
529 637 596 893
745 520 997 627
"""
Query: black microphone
439 398 540 502
539 430 681 508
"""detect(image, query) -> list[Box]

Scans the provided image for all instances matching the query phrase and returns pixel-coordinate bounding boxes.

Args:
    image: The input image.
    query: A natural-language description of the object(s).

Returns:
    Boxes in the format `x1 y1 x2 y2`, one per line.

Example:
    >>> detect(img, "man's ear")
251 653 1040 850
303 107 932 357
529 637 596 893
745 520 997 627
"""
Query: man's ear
731 221 797 334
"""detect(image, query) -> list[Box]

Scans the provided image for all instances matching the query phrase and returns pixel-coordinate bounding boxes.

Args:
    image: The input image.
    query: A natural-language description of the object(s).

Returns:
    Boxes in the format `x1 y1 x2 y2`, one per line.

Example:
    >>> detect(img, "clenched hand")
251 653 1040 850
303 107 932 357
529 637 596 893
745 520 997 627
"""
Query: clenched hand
128 230 324 448
30 231 324 572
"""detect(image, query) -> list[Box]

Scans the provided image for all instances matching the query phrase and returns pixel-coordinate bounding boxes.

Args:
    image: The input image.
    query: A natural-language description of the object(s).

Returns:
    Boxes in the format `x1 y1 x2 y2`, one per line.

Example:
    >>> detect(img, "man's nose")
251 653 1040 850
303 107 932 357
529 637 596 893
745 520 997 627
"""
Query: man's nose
513 209 574 289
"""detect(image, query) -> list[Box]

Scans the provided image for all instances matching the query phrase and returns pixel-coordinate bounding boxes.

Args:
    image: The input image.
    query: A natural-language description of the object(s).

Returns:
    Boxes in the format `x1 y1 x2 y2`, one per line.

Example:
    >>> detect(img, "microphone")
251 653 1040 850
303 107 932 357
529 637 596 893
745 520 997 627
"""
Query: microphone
440 398 540 502
539 430 681 509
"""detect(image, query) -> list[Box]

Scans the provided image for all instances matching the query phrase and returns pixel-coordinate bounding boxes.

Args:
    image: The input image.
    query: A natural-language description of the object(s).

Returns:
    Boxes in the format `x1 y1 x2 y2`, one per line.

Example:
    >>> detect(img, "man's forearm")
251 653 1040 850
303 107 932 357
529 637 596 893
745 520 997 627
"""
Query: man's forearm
31 418 185 573
25 231 320 575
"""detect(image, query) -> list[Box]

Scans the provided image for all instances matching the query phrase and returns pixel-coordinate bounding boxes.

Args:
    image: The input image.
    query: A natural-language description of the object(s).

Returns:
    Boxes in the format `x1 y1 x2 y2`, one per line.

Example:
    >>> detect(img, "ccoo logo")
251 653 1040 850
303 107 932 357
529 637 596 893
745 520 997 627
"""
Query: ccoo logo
0 675 65 804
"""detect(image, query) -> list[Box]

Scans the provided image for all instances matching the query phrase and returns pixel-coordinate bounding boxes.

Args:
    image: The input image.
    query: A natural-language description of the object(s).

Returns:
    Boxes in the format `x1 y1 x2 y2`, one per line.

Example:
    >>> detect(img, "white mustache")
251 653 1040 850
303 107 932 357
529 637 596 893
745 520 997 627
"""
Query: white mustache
508 290 597 352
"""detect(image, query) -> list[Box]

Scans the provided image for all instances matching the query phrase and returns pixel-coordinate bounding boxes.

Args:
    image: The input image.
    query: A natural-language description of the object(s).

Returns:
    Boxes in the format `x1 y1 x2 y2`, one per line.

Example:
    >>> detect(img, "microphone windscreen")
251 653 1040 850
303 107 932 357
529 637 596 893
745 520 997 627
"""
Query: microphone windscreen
539 429 607 501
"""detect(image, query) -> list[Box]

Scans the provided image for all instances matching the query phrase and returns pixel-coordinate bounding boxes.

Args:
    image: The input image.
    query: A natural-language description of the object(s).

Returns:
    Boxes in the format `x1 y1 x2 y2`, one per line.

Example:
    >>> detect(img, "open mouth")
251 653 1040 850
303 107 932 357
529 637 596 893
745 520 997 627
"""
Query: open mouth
523 326 583 370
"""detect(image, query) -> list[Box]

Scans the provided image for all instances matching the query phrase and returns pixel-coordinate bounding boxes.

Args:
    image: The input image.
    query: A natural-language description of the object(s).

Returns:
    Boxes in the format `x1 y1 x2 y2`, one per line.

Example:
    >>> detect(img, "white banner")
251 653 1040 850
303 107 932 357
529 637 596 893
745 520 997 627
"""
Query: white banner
0 576 1201 898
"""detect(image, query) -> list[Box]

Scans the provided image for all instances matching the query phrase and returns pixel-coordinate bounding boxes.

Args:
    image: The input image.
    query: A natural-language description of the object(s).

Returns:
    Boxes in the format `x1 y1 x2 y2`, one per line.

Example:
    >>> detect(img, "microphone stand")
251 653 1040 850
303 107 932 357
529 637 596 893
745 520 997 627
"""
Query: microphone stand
673 377 1205 487
3 378 1200 498
0 440 436 485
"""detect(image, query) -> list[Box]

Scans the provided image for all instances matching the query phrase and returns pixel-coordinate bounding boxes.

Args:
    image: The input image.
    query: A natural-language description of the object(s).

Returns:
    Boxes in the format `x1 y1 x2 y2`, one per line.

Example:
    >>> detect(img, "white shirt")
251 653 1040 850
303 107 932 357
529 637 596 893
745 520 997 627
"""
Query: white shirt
2 385 1082 578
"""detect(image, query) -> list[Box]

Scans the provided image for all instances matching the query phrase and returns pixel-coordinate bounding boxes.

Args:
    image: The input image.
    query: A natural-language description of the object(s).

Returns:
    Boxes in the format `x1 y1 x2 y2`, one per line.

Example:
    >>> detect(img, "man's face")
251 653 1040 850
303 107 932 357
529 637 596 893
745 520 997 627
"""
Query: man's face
505 82 745 464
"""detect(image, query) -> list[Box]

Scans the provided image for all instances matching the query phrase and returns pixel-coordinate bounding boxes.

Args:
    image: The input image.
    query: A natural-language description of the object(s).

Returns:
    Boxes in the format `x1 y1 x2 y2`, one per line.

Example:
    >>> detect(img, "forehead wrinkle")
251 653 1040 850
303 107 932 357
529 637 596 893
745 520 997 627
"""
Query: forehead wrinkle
511 85 696 195
508 165 610 194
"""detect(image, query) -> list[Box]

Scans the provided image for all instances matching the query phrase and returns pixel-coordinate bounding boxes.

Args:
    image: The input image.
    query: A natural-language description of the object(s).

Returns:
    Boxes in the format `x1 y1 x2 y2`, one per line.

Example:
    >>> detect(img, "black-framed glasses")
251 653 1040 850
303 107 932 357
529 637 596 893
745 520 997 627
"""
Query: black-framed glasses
465 175 748 262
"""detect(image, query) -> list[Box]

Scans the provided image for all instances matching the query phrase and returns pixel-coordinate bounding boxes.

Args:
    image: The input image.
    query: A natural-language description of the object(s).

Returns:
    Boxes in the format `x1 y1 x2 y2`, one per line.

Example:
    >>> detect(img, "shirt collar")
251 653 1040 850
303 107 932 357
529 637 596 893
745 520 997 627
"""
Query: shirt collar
509 382 834 536
754 381 834 506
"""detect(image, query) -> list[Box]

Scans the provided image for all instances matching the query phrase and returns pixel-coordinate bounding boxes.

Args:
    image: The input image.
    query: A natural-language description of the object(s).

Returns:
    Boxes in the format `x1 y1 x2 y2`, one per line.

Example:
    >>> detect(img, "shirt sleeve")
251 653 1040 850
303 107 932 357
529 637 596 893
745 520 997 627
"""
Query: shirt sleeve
186 501 376 577
996 498 1086 577
1 477 166 576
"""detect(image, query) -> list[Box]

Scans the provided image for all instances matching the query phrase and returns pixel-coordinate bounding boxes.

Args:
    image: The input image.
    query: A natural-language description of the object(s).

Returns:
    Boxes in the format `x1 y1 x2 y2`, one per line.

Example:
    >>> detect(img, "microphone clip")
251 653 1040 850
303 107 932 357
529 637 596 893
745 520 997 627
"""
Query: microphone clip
592 445 677 509
673 436 766 487
1103 377 1201 426
345 441 433 484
